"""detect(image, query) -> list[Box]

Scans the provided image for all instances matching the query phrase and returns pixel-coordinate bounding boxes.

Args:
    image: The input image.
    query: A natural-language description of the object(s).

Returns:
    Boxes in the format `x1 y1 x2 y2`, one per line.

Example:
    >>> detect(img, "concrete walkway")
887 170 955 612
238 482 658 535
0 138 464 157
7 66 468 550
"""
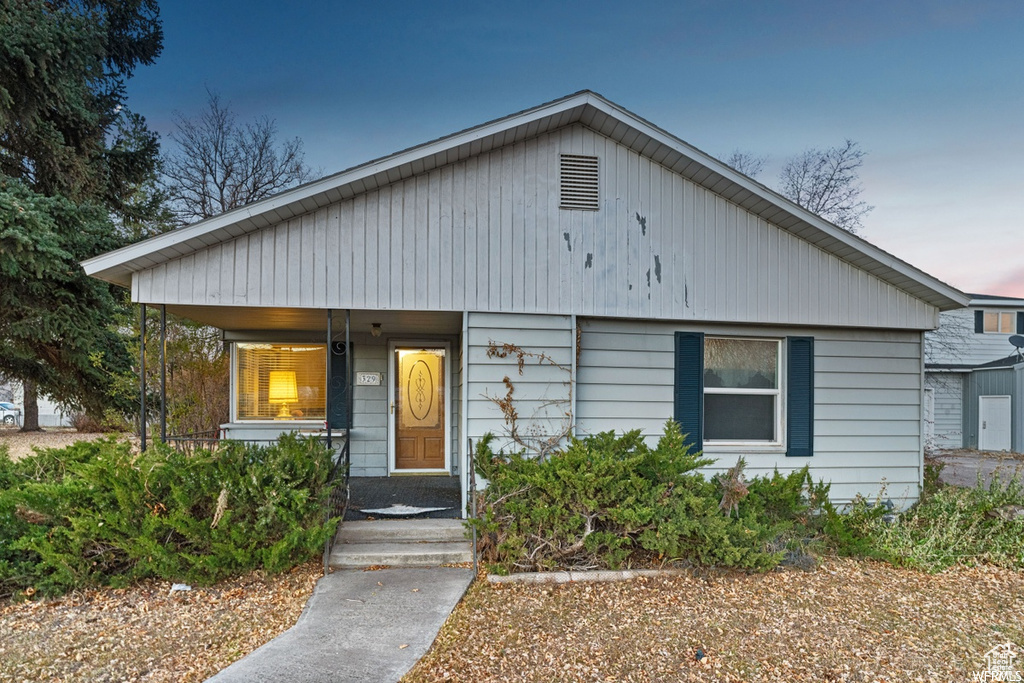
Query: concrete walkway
206 567 474 683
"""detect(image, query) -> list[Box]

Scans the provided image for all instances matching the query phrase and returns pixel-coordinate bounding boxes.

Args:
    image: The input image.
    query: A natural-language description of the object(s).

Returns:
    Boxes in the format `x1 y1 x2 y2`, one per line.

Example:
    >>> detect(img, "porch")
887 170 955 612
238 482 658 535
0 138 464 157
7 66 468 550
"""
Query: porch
139 306 469 514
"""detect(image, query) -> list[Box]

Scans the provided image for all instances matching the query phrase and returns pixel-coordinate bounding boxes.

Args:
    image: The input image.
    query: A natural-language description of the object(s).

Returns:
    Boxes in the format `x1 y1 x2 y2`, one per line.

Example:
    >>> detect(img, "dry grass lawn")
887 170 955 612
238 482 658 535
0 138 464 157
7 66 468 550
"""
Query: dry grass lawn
0 428 115 461
406 559 1024 682
0 563 320 683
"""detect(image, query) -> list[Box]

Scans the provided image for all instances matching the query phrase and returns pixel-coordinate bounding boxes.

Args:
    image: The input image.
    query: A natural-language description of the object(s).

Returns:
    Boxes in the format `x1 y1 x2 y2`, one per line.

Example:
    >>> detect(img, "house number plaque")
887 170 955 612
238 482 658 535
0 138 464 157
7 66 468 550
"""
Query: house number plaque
356 372 382 386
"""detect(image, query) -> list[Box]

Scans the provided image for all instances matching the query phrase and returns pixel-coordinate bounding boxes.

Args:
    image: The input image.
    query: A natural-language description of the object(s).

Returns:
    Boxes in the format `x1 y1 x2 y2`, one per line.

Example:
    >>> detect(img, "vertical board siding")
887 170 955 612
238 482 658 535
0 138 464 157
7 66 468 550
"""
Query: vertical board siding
924 373 965 449
575 318 924 505
465 312 575 455
133 125 938 331
962 367 1022 450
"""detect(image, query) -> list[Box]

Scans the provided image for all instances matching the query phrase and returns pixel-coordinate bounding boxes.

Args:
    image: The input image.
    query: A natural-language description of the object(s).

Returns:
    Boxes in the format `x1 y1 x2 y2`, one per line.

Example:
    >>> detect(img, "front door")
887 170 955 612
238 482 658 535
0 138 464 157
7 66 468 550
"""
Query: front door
979 395 1012 451
393 345 447 471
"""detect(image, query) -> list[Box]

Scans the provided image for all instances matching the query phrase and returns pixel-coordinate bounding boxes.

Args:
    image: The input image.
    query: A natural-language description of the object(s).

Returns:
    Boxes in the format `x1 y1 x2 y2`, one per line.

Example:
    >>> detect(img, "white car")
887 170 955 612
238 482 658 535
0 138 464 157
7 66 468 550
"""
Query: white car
0 402 21 426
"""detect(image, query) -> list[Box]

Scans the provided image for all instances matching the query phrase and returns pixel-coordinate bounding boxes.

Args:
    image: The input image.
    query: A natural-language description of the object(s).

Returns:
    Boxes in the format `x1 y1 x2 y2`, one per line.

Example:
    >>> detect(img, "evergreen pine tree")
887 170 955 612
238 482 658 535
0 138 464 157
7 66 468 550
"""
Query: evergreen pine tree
0 0 163 428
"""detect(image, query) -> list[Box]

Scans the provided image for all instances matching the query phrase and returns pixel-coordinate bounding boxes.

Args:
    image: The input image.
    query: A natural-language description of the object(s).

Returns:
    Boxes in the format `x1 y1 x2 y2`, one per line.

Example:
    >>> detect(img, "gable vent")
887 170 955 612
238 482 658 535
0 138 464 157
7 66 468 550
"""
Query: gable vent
560 154 599 210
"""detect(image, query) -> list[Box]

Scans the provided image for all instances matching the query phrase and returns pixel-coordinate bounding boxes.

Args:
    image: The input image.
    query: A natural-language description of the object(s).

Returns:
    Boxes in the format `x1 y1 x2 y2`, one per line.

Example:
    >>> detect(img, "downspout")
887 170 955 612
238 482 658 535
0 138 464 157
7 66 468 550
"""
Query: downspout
919 330 926 499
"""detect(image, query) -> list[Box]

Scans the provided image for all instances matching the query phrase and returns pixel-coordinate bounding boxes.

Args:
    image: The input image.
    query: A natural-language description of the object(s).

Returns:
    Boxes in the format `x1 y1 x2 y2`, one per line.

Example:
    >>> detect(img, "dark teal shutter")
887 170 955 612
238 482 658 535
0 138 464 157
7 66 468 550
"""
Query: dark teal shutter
328 342 349 430
975 310 985 333
786 337 814 457
673 332 704 449
1017 312 1024 334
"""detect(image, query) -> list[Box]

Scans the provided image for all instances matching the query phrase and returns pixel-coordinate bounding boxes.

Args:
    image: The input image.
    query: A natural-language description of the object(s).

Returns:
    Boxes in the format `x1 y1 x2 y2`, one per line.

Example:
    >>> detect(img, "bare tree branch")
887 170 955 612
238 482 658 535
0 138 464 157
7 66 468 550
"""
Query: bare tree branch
723 150 766 179
777 139 873 233
162 90 315 224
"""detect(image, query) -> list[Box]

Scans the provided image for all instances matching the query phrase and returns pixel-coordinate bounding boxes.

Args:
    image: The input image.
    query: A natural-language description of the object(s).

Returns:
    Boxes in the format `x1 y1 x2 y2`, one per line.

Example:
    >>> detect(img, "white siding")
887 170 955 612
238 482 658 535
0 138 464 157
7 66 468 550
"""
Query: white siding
465 312 575 456
924 372 964 450
927 306 1024 366
134 125 937 331
575 318 924 505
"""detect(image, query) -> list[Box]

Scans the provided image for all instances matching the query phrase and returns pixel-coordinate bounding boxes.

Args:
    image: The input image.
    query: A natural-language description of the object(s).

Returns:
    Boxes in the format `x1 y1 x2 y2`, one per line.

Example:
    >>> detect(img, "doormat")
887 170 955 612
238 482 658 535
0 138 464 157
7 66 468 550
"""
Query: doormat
360 504 452 517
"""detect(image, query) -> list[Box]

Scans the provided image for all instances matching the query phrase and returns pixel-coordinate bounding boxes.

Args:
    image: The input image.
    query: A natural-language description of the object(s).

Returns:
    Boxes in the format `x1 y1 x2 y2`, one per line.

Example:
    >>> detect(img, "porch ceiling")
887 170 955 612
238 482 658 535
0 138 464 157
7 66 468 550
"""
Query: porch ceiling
166 305 463 336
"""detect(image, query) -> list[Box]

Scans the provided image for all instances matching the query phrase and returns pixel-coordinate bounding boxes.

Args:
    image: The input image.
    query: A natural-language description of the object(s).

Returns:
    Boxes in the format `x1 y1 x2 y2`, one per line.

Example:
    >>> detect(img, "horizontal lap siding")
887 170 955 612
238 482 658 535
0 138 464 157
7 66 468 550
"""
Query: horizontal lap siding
350 343 388 477
131 126 937 331
928 307 1024 366
343 339 463 477
924 373 964 449
576 318 924 504
465 312 575 455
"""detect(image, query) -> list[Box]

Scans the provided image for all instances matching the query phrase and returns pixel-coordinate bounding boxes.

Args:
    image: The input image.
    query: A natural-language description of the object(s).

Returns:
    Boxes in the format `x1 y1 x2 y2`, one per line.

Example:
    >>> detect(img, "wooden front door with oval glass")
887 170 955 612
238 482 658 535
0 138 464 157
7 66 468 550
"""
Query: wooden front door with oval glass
394 346 446 470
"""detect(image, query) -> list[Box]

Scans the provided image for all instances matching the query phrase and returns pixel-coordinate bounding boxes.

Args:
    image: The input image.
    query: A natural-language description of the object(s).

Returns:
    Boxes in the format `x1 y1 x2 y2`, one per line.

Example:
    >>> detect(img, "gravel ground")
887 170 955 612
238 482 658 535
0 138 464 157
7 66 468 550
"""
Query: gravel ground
0 428 118 461
0 563 320 683
406 559 1024 682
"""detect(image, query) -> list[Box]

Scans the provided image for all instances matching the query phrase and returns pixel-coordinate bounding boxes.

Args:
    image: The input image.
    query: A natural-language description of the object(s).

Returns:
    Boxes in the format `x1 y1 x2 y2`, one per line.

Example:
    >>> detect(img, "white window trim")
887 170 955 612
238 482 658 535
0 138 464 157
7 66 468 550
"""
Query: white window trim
982 310 1016 334
702 337 785 449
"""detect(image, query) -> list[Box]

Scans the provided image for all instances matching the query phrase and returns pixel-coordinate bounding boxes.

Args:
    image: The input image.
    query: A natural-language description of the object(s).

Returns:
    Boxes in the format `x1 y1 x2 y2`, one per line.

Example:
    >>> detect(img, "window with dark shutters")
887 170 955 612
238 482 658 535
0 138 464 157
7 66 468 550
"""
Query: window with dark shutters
673 333 814 456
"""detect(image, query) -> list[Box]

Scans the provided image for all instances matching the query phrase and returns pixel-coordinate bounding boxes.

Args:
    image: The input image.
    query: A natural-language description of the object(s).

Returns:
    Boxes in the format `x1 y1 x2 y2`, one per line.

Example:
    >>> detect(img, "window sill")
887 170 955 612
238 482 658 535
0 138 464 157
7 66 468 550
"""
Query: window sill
702 443 786 455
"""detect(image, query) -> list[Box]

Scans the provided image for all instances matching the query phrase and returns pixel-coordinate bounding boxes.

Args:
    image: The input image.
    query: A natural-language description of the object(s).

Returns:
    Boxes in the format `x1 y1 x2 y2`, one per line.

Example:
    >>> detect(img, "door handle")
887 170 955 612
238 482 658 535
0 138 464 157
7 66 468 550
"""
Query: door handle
983 421 987 429
390 402 394 415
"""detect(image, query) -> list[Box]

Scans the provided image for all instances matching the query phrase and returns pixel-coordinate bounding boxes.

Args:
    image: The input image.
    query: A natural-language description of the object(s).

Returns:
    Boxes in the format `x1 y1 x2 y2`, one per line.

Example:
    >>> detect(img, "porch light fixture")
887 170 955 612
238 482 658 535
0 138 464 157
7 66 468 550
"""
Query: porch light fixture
371 323 382 338
268 371 298 419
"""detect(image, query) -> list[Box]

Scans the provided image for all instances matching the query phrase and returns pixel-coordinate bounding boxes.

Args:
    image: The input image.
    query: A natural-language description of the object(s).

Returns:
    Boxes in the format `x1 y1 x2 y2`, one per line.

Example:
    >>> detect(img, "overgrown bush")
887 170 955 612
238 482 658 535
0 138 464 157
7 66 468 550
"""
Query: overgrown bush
0 434 337 599
825 472 1024 573
468 421 829 574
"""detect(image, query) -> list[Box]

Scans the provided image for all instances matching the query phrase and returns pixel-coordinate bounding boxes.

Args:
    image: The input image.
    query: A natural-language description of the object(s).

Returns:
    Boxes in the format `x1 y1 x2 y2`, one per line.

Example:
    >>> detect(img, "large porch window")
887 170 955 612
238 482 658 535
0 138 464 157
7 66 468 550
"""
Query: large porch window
235 343 327 421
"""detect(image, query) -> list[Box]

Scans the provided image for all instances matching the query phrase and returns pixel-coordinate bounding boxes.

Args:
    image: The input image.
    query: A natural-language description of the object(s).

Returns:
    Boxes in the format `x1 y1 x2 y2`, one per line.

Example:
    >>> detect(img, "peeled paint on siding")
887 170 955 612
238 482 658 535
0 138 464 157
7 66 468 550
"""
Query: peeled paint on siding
134 125 937 331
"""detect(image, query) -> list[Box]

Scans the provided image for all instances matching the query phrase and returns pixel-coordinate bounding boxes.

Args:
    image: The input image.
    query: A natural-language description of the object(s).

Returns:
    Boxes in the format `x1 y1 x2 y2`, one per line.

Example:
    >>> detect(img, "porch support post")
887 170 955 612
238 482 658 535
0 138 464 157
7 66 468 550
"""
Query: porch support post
345 309 351 484
139 304 147 452
159 305 167 443
326 309 332 450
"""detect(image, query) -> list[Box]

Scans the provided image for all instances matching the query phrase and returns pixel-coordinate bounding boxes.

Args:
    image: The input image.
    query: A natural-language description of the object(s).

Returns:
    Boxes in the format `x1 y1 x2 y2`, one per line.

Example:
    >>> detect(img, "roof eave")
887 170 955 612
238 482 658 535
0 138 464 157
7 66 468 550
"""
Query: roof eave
83 90 970 311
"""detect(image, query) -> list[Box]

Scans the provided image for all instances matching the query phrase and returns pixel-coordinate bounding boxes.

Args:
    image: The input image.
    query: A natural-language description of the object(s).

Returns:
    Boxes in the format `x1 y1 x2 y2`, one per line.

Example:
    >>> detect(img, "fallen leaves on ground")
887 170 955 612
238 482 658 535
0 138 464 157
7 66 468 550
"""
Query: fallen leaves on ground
405 558 1024 682
0 562 320 682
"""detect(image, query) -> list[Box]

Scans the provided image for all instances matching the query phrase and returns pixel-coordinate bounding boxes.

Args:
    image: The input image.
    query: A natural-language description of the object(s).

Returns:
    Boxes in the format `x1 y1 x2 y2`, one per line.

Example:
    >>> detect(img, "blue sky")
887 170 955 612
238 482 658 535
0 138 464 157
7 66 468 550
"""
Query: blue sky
128 0 1024 297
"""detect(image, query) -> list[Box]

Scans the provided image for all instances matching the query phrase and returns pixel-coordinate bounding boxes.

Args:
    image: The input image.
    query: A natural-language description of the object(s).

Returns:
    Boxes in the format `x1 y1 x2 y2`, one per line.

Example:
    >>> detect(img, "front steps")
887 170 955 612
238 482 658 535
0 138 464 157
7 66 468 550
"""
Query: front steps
329 519 473 569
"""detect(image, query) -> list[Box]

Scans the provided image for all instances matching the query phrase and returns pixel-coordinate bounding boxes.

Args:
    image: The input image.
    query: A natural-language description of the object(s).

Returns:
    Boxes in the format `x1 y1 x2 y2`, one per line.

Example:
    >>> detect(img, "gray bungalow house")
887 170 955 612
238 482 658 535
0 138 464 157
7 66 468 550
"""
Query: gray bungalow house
84 91 968 512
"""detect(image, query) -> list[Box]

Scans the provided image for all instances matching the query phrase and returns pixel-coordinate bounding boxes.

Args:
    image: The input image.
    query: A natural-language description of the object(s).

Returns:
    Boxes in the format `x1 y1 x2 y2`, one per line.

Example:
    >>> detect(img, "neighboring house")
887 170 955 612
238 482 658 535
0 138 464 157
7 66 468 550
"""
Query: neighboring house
925 294 1024 452
0 378 72 428
83 91 968 510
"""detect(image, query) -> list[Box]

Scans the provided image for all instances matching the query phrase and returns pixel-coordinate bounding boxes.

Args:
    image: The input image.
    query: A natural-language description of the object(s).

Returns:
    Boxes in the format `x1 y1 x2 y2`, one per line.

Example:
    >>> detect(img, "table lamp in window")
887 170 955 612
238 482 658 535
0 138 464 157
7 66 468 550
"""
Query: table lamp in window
268 371 298 419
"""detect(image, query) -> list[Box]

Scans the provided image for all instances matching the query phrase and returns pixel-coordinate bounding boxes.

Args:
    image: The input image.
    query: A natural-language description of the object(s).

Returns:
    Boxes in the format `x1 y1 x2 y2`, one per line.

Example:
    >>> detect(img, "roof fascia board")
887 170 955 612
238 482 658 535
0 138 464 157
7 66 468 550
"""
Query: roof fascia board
968 298 1024 307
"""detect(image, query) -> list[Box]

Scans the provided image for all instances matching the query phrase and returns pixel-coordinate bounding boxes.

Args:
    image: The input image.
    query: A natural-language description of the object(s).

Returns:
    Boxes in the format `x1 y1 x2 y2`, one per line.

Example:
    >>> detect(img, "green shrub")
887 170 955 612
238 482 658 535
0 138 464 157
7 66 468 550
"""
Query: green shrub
824 474 1024 573
468 421 829 574
0 434 338 599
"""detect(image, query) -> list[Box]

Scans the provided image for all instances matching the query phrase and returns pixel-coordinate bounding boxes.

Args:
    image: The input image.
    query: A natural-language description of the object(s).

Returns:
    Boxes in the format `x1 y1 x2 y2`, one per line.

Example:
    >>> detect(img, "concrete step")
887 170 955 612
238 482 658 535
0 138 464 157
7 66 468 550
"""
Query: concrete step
329 541 473 569
338 519 467 544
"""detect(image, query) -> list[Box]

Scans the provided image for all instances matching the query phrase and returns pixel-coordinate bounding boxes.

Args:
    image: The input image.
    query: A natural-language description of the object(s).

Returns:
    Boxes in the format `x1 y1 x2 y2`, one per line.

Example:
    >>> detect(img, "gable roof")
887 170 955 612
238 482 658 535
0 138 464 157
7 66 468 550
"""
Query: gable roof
83 90 968 311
